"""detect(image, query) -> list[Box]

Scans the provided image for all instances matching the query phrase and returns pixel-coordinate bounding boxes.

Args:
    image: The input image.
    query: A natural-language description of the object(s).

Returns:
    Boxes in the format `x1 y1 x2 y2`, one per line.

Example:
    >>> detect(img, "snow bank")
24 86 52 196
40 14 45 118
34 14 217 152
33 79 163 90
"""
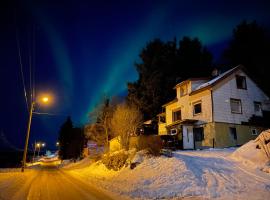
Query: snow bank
230 130 270 172
60 156 95 170
68 146 270 200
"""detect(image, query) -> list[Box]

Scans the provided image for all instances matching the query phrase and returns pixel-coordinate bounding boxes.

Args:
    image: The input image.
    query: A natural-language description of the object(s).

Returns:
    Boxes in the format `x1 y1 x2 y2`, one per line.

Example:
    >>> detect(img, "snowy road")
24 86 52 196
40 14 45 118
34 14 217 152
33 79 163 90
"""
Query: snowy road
0 166 114 200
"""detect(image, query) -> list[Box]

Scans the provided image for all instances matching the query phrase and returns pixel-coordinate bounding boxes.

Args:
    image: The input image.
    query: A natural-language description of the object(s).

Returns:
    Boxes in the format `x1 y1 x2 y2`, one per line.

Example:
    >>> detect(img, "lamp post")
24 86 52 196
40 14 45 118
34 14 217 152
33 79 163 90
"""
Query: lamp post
21 95 51 172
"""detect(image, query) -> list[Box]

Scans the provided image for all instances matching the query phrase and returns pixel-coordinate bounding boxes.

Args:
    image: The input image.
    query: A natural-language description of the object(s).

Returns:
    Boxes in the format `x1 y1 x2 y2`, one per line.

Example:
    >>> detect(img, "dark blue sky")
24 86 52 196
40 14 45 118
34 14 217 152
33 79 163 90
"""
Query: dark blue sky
1 0 270 150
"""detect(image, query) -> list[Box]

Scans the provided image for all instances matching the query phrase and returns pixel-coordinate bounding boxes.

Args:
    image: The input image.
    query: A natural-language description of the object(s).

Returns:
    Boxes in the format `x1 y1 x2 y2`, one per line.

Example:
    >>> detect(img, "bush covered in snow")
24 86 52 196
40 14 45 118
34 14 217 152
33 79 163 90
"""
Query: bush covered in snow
102 150 129 171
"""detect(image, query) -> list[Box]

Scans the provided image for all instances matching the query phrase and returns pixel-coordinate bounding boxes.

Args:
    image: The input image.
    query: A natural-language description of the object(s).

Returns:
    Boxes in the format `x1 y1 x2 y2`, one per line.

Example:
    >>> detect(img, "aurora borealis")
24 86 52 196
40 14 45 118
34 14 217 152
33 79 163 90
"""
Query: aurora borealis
1 0 270 149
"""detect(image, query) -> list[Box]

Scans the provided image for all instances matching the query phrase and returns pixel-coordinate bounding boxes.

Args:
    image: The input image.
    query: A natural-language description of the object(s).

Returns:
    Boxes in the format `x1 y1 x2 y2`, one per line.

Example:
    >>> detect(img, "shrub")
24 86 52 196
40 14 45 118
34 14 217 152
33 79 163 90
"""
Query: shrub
102 151 129 171
137 135 163 156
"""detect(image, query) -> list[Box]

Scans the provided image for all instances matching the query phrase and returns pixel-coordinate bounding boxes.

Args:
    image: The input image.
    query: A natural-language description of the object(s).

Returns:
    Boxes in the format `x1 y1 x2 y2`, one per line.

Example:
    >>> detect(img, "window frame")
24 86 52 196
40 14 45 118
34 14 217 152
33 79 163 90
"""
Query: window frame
251 128 258 136
193 101 202 115
254 101 262 113
236 75 247 90
172 109 181 122
230 98 242 114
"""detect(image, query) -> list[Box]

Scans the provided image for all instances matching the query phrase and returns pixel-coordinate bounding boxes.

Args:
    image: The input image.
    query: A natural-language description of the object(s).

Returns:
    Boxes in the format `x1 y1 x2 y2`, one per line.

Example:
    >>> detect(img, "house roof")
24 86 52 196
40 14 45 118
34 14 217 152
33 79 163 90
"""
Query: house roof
161 65 246 108
162 98 178 107
166 119 198 128
189 65 244 95
173 77 210 89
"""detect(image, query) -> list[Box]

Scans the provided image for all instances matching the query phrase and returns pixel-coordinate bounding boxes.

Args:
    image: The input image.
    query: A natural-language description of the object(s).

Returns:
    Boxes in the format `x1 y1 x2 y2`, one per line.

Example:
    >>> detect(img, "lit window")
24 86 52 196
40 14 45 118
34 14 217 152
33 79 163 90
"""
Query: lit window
230 99 242 114
251 129 258 135
193 102 202 115
172 110 181 122
236 75 247 89
254 102 262 113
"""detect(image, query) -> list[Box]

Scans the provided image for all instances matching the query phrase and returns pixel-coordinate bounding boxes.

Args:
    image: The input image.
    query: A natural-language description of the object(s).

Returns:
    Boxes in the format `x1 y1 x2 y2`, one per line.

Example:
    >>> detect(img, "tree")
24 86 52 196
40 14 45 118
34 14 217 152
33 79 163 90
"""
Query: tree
58 117 85 160
88 96 120 149
127 37 212 120
111 103 143 150
223 20 270 95
58 117 73 160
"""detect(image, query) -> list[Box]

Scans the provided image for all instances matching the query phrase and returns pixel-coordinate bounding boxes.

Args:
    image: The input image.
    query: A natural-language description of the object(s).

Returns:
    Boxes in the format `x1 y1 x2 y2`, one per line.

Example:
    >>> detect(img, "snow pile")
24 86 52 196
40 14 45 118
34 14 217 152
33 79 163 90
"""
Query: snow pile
60 156 95 170
230 130 270 172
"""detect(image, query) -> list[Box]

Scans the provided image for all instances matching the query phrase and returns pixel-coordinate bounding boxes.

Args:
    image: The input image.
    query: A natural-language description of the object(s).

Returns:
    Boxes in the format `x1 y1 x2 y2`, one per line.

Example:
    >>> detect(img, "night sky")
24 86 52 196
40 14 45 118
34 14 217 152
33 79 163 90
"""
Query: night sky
1 0 270 150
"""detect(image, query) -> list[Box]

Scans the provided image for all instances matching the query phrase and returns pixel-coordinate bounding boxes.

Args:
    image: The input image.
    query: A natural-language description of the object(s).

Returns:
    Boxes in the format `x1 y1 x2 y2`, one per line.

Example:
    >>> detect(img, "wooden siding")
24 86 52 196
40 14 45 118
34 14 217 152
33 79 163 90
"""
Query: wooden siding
212 70 270 124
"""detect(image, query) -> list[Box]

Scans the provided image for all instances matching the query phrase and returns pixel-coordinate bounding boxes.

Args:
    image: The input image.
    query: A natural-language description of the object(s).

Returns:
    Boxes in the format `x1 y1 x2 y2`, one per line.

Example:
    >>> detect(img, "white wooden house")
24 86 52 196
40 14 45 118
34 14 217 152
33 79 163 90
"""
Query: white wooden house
158 65 270 149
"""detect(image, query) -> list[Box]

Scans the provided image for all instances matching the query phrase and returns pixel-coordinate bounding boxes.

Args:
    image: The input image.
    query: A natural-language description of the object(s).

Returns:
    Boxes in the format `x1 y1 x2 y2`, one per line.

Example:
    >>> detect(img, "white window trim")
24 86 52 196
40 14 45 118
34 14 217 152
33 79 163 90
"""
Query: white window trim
251 128 258 136
254 102 262 113
170 128 177 135
230 98 242 114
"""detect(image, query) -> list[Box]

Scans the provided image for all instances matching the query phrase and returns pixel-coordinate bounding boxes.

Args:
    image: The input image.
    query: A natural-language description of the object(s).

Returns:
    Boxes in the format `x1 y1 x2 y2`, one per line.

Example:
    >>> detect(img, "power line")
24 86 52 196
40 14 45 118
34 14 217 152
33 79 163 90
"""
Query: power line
32 25 36 101
15 25 29 112
28 28 33 103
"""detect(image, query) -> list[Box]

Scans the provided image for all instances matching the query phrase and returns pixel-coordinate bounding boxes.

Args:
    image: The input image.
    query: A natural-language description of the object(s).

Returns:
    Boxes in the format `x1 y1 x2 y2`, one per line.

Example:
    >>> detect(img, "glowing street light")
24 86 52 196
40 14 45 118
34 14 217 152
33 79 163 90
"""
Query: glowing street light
21 94 53 172
42 97 49 103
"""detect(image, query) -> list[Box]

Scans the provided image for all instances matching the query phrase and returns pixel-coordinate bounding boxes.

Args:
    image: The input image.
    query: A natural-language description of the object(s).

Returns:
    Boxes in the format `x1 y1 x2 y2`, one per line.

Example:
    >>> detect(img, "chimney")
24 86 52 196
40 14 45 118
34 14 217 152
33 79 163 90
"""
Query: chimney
211 68 220 77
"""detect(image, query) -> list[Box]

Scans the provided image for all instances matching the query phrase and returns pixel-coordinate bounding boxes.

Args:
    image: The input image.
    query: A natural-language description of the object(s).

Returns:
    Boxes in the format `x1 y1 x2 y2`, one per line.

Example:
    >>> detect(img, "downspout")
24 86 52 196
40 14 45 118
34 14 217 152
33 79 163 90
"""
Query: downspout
211 90 214 123
211 90 215 148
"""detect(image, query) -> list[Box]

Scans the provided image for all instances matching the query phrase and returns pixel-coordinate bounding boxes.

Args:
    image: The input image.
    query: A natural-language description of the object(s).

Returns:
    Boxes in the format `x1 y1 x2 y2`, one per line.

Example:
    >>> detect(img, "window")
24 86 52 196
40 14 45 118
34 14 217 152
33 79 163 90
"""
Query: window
230 99 242 114
236 75 247 89
251 129 258 135
170 128 177 135
229 127 237 140
159 116 166 123
254 102 262 113
193 102 202 115
172 110 181 122
180 84 187 97
194 127 204 141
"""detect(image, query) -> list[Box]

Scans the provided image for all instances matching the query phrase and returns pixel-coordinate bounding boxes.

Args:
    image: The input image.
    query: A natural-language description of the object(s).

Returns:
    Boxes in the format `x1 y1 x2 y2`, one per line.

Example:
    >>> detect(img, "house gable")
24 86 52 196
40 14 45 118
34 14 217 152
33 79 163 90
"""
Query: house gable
212 68 270 124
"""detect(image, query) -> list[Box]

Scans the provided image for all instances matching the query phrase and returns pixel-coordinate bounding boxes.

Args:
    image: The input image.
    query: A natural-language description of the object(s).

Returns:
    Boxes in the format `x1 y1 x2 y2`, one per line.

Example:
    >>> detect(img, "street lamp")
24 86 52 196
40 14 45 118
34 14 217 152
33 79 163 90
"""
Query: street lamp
21 95 51 172
37 142 45 157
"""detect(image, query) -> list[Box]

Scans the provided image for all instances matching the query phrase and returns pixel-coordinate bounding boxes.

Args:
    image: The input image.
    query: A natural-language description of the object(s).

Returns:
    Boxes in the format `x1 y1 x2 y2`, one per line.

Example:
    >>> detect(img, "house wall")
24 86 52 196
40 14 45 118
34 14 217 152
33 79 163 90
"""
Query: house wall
158 123 167 135
200 122 215 148
164 101 179 126
159 84 213 135
212 70 270 124
188 90 212 123
213 122 266 147
168 88 212 125
109 137 121 152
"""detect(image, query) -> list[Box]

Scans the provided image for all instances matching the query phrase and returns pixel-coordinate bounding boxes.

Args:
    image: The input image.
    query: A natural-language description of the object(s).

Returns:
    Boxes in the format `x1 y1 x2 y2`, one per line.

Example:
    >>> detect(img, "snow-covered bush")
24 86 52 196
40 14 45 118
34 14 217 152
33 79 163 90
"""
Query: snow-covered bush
102 150 129 171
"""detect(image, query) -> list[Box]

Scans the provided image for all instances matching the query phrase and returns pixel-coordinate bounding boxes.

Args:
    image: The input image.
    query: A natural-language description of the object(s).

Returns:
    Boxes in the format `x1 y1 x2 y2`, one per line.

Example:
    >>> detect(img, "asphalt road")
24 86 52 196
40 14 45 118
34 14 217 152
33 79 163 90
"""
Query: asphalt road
0 165 114 200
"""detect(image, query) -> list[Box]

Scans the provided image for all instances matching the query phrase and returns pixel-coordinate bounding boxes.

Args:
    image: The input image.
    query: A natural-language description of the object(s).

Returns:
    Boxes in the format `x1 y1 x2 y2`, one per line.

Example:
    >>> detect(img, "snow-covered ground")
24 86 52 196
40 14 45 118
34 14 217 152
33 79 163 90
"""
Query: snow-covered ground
1 131 270 200
67 146 270 200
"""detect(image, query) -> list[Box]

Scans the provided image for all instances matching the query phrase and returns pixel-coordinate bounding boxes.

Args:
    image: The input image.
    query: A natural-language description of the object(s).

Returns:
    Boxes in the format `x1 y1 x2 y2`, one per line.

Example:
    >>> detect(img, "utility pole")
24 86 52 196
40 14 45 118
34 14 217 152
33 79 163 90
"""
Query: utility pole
20 94 52 172
21 102 34 172
32 141 36 163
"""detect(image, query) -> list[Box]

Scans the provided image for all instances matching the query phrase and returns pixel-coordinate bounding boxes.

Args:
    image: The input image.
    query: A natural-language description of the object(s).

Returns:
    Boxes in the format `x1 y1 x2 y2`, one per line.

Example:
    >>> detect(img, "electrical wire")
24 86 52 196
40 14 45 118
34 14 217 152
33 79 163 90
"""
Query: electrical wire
15 25 29 112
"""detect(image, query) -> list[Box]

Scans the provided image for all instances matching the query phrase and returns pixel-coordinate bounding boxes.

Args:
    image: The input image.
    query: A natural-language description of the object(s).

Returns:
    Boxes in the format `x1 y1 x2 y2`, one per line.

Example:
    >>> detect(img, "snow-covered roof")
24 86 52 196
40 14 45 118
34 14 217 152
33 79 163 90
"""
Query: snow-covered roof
193 65 240 92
